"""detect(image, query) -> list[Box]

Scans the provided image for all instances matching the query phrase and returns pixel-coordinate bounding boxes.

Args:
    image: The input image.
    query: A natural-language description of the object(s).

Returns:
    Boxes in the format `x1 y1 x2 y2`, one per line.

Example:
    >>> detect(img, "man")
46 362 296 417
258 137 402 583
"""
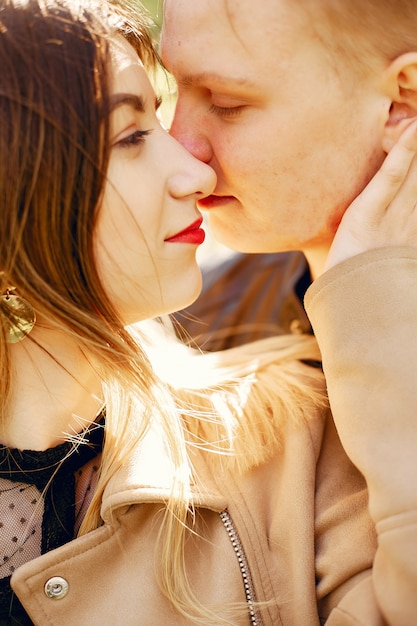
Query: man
161 0 417 623
163 0 416 348
161 0 416 275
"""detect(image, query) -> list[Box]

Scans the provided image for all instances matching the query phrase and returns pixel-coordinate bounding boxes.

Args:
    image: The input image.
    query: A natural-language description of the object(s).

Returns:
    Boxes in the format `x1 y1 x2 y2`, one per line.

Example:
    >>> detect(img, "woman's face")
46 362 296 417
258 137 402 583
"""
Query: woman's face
94 37 216 325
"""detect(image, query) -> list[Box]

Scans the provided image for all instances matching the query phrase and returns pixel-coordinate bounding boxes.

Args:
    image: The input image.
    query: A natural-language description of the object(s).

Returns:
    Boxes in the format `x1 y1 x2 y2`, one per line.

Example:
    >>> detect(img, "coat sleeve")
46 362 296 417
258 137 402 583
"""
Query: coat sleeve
305 247 417 625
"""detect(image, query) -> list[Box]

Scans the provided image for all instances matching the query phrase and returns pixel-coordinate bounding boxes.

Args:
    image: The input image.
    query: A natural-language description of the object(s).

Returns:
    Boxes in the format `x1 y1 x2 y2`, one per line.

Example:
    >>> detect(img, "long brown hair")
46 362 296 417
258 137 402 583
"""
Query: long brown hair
0 0 160 411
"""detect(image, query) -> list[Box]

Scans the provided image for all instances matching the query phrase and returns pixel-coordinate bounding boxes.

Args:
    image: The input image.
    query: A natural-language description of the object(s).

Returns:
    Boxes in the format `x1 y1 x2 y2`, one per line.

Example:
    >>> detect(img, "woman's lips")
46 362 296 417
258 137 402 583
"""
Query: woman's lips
164 217 205 244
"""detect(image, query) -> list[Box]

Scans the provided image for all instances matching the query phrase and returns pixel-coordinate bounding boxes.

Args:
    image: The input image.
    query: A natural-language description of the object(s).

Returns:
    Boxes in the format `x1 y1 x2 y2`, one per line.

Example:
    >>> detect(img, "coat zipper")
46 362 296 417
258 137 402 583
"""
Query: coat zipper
219 509 263 626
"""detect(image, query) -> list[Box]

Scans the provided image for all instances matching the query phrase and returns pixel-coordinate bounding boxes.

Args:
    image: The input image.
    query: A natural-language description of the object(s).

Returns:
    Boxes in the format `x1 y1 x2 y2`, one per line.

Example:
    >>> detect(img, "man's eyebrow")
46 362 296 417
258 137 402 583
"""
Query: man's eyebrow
109 93 162 113
177 71 255 89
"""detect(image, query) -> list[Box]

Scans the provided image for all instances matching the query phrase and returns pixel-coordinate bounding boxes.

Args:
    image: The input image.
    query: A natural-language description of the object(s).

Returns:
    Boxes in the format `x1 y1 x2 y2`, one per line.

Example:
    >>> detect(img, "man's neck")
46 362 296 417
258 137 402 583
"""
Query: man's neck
303 246 330 280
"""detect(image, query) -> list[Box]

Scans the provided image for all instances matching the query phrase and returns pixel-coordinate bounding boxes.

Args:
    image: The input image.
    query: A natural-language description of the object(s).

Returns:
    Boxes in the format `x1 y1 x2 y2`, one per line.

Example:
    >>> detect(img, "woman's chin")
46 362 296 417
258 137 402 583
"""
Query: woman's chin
166 274 203 316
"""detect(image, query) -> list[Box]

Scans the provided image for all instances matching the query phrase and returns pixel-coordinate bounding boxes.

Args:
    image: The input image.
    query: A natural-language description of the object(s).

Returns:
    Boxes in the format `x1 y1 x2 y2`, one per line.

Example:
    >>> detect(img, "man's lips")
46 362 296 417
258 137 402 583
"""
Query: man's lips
197 195 237 210
164 217 205 244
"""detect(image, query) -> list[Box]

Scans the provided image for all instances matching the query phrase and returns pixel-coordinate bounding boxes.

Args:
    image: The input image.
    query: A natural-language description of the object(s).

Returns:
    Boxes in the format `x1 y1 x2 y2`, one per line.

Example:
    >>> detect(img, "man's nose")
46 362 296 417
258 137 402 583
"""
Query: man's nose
170 100 213 164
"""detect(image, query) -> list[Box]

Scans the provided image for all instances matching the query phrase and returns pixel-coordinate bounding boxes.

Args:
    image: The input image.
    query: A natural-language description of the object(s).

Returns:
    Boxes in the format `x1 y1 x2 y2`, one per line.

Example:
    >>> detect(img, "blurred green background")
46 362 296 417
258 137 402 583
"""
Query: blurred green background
141 0 163 33
137 0 176 125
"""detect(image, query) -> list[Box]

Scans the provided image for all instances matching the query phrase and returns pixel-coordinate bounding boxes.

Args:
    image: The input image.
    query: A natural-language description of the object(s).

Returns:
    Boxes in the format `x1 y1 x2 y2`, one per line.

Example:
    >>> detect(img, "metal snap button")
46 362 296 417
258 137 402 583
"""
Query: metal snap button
44 576 69 600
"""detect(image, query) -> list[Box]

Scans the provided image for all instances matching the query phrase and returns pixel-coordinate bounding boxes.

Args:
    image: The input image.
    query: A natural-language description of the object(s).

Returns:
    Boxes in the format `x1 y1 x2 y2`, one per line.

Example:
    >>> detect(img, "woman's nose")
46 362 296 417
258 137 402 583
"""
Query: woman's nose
168 136 217 199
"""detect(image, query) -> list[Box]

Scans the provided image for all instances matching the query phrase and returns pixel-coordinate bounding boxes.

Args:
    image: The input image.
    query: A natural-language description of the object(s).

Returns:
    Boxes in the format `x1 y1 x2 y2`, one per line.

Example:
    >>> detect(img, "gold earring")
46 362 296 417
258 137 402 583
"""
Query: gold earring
1 288 36 344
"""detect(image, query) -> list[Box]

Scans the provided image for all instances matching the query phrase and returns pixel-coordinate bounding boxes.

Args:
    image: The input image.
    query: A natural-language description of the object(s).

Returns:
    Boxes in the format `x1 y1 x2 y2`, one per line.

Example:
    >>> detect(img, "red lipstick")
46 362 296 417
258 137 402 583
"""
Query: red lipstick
164 217 205 244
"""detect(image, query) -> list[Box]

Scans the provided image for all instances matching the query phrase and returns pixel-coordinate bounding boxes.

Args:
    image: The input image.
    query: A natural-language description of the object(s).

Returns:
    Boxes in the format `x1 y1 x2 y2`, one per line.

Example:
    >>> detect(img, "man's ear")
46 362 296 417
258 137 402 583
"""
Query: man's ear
383 52 417 151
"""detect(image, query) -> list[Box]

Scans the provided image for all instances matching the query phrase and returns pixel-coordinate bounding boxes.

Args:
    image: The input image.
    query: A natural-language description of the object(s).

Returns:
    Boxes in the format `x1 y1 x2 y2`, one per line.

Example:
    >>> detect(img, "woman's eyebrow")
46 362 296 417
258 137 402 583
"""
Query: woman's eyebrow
109 93 146 113
109 93 162 113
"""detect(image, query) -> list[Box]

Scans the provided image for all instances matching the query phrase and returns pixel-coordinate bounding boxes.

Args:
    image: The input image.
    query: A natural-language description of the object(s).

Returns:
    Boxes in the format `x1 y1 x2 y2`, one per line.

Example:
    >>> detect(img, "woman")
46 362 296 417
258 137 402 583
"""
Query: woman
0 0 410 624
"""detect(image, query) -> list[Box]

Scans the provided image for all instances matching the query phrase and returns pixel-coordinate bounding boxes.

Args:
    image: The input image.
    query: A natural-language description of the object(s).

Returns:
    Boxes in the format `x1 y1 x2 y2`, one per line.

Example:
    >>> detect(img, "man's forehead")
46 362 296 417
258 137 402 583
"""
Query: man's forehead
161 0 313 60
163 0 303 33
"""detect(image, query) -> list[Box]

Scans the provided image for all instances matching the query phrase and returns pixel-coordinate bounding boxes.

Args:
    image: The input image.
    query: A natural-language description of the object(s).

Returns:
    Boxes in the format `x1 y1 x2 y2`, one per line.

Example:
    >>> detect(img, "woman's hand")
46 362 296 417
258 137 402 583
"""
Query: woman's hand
325 120 417 271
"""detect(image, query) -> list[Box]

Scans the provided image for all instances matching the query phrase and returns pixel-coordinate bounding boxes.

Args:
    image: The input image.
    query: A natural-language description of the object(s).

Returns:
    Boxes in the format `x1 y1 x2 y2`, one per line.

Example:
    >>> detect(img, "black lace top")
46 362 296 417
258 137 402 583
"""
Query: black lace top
0 418 104 625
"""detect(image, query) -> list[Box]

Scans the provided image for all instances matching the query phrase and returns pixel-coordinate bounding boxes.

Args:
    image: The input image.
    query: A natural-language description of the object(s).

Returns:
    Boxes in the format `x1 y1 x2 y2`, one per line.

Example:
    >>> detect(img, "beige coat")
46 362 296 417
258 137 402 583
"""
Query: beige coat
306 246 417 626
11 247 416 625
11 411 377 626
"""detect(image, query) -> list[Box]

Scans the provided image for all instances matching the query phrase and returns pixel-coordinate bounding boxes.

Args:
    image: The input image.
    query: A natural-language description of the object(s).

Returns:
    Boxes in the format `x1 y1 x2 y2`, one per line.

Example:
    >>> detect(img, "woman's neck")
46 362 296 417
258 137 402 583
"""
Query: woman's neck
1 320 104 451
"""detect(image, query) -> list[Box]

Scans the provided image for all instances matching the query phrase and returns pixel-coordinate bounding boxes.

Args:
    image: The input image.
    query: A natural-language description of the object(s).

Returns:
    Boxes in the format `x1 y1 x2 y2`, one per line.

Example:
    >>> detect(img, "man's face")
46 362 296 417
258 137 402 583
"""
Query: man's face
161 0 388 267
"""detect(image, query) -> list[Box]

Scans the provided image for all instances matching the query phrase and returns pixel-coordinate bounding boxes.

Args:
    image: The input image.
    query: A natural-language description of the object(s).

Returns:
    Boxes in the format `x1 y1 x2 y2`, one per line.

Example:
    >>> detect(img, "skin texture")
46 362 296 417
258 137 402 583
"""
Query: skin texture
160 0 395 276
96 37 216 324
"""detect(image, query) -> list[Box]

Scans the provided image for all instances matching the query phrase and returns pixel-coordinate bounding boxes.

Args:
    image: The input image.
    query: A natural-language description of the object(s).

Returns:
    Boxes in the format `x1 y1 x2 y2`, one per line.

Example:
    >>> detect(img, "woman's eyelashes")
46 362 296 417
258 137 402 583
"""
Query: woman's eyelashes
116 128 153 148
112 95 162 149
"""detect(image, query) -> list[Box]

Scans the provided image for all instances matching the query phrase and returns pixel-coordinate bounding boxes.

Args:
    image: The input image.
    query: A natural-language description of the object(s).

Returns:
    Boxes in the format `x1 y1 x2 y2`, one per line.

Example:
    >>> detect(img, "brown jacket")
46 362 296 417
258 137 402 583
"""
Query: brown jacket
11 248 416 625
172 251 312 350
